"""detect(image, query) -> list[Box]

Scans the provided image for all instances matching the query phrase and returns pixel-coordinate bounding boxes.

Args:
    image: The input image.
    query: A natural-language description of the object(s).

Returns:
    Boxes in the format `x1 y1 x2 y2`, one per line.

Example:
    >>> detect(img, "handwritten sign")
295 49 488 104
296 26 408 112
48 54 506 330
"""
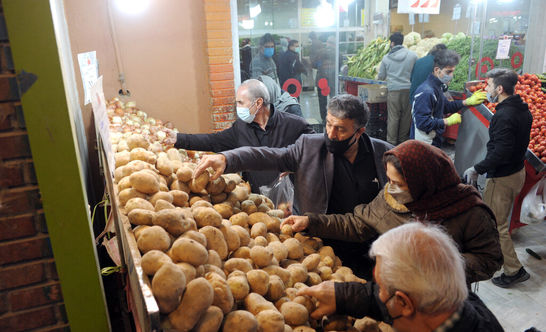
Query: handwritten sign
496 39 511 60
77 51 98 105
90 76 115 177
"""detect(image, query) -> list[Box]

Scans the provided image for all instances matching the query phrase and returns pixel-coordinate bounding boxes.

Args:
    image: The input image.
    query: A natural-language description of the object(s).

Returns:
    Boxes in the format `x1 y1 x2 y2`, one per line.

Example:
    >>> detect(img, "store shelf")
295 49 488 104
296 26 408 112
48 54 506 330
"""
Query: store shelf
339 75 386 85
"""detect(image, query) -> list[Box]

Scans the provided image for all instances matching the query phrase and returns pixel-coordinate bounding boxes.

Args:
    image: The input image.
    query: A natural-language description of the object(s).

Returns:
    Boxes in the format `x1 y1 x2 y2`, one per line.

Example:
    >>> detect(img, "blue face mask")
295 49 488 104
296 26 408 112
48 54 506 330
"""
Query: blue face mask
439 74 453 84
294 47 301 53
237 103 256 123
263 47 274 58
487 91 499 103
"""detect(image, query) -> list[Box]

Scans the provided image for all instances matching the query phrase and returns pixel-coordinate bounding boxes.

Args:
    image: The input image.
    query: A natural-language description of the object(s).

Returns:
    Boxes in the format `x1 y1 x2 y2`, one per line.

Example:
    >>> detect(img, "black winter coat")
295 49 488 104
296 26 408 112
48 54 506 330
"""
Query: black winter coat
474 94 532 178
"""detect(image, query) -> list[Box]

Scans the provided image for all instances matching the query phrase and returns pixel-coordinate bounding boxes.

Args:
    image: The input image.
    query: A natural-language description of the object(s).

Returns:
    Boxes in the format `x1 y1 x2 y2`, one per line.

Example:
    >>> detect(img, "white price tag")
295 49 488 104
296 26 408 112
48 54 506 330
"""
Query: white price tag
452 4 461 20
424 14 429 22
77 51 98 105
418 13 424 23
496 39 511 60
90 77 115 177
409 13 415 25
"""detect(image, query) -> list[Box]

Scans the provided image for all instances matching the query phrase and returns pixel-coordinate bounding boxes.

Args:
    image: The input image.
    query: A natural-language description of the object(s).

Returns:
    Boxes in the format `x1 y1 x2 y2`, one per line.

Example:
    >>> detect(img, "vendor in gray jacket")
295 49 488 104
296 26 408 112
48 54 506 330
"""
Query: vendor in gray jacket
377 32 418 146
164 79 313 193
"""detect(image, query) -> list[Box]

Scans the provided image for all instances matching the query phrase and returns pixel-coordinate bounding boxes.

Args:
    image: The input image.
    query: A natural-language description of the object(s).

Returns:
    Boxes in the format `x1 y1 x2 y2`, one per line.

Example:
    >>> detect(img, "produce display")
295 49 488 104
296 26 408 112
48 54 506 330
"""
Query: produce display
107 99 391 332
468 73 546 163
347 37 390 79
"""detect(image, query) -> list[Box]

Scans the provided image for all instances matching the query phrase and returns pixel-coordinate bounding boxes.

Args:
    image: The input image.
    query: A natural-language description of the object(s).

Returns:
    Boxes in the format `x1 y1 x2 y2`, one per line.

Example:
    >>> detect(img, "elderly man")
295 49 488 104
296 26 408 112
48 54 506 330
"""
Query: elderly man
164 79 313 192
193 94 392 277
299 222 503 332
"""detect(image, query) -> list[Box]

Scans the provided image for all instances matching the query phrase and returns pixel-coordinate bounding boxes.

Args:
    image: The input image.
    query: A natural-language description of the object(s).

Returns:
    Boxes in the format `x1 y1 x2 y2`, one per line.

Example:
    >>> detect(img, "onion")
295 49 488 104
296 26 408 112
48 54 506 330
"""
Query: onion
126 101 136 108
112 116 122 124
156 131 166 140
147 118 156 126
137 111 147 119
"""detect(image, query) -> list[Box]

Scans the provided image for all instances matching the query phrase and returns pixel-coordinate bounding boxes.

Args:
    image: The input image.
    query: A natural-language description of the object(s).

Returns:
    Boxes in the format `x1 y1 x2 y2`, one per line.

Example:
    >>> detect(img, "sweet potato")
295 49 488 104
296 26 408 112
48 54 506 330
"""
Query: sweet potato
168 277 214 331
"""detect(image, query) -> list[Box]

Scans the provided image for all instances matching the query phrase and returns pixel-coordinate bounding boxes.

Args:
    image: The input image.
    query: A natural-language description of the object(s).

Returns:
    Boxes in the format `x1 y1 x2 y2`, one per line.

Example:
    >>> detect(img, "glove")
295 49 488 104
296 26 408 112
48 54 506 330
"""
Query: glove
465 90 487 106
463 167 478 187
445 113 462 126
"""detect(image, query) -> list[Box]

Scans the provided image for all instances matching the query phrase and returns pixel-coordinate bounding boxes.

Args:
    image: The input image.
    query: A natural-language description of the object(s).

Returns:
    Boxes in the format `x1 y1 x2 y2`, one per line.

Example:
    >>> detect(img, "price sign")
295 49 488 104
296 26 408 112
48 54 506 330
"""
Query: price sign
77 51 98 105
409 13 415 25
398 0 441 14
496 39 511 60
90 76 115 177
452 4 461 20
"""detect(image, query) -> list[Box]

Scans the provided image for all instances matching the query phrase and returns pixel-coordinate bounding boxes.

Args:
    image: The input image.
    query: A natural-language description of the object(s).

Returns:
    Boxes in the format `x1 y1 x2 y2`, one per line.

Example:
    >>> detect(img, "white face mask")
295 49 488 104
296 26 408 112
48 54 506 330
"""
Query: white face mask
387 182 413 204
236 102 257 123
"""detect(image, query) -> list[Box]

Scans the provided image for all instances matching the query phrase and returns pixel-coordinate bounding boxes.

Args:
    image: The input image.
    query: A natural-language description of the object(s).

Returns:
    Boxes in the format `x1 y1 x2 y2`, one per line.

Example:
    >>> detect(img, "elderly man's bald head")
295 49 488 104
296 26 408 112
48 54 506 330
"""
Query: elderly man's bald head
239 79 270 105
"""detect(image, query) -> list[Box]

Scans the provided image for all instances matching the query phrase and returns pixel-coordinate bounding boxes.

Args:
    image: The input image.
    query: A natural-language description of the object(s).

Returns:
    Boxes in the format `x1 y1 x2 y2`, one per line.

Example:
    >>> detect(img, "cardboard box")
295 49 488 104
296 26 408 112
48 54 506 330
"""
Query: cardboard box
358 84 387 103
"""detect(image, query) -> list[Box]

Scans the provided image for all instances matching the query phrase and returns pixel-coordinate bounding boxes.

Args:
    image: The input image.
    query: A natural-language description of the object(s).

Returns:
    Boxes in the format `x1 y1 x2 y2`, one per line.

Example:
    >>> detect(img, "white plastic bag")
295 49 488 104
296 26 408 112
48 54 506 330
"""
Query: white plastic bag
260 173 294 217
520 177 546 225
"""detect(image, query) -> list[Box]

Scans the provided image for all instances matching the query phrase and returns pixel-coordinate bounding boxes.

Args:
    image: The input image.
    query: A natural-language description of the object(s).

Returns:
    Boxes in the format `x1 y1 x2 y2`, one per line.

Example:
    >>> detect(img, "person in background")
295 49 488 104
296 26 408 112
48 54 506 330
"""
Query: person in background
316 35 336 123
298 222 504 332
258 75 303 117
282 140 503 284
240 38 252 82
163 79 313 192
378 32 418 146
464 68 533 288
412 49 487 147
409 43 446 105
250 33 279 84
278 39 306 97
192 95 393 278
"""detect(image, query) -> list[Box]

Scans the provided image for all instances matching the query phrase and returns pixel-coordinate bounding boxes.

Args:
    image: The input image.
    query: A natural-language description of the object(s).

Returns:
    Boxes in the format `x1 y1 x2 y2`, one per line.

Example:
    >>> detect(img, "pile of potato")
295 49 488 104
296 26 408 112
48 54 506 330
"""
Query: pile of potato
109 101 391 332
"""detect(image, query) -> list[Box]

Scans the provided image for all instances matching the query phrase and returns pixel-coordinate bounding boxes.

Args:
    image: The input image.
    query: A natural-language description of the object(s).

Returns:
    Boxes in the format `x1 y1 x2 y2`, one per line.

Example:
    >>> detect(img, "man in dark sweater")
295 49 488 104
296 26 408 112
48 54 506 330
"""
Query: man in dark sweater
298 222 503 332
464 68 533 288
163 79 314 192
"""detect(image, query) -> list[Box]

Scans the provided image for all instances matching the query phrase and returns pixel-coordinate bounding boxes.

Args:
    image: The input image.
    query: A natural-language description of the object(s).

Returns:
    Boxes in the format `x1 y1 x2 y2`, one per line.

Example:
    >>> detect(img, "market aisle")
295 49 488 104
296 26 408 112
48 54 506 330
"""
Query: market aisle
475 221 546 332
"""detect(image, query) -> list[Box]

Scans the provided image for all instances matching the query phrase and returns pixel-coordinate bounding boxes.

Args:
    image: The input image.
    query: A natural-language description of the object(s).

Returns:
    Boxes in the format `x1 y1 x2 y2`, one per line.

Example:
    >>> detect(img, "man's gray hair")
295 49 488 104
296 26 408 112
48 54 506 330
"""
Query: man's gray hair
327 94 369 129
370 222 468 315
240 79 271 105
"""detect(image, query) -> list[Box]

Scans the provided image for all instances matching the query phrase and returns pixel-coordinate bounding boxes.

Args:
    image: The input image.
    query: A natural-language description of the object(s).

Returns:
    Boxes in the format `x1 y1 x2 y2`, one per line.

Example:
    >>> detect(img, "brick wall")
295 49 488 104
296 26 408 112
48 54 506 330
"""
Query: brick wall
0 5 69 332
204 0 236 131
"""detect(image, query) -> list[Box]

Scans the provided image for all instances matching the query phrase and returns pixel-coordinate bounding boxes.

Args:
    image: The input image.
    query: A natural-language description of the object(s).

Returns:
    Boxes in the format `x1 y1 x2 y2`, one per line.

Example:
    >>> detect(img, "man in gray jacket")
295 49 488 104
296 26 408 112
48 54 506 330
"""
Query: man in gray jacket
378 32 418 146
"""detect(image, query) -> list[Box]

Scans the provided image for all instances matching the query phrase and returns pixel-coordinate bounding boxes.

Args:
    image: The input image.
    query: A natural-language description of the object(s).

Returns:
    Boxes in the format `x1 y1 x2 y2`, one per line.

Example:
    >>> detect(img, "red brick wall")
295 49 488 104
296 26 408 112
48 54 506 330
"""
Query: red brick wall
0 6 69 331
204 0 236 131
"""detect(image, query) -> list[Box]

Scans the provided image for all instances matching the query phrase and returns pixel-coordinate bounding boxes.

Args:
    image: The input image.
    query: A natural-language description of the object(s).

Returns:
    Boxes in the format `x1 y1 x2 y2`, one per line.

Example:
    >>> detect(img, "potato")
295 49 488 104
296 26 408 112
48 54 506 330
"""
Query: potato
241 200 258 215
228 185 249 203
265 217 281 234
171 238 208 266
319 246 335 260
248 212 273 226
320 256 334 269
205 249 222 268
137 226 171 253
154 199 175 211
152 262 186 313
246 270 270 296
127 133 149 150
292 296 315 315
129 170 160 195
191 200 213 209
203 264 227 280
251 222 268 239
169 277 214 331
284 325 293 332
125 197 154 214
200 226 229 260
228 270 247 278
258 203 271 213
267 209 285 219
335 266 353 276
266 233 280 243
128 209 154 226
318 266 332 281
307 272 322 286
149 191 173 206
156 154 174 176
193 207 222 228
176 166 193 182
117 176 132 192
254 236 268 247
222 310 258 332
206 272 234 314
171 180 190 193
250 246 274 268
302 254 321 272
354 317 381 332
284 288 298 300
171 190 189 207
224 258 253 274
192 305 223 332
256 309 285 332
133 225 150 241
227 275 250 301
130 147 157 164
263 266 291 287
282 238 303 260
275 297 290 311
245 293 278 315
214 203 233 219
190 172 210 193
232 225 250 247
231 246 250 259
280 302 308 326
207 176 227 195
176 262 197 282
280 259 299 269
230 212 249 228
293 282 308 291
267 275 285 301
219 224 241 253
115 150 131 168
153 209 192 236
116 140 129 152
181 230 207 248
287 264 308 285
268 242 288 262
280 225 293 237
292 327 315 332
141 250 172 275
211 192 228 204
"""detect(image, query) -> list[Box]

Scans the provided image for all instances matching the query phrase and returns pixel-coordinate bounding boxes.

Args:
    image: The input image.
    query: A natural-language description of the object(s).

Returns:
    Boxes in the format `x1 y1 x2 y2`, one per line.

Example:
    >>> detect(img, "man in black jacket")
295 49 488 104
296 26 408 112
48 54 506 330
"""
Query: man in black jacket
164 79 314 192
464 68 533 288
298 222 504 332
278 39 306 96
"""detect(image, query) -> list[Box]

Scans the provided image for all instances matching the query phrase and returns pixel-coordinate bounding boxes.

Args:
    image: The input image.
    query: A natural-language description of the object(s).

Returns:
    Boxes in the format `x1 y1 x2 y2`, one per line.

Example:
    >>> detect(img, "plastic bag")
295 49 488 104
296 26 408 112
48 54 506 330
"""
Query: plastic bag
260 173 294 218
520 177 546 225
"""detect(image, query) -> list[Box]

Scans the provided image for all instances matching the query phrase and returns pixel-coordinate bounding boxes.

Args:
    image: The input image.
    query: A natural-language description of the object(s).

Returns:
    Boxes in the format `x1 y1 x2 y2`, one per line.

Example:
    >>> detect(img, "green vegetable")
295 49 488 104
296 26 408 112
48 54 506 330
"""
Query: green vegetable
346 37 390 79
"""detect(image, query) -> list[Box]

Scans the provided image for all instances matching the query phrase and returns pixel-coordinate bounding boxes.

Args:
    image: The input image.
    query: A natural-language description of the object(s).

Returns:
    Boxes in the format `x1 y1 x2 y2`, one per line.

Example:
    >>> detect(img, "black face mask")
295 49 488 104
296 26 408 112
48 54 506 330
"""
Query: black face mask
324 131 358 155
377 292 403 325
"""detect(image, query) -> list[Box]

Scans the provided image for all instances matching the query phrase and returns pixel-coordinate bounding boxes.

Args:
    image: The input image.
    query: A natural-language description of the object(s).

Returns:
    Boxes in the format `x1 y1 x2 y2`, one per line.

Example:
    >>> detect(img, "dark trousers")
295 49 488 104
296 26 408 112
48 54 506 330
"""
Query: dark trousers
318 87 328 123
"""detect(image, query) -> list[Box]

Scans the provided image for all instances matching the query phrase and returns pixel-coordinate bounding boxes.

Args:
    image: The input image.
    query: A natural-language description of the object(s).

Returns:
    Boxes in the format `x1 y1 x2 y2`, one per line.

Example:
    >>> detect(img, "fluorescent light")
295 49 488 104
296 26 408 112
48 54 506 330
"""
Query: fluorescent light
315 1 335 27
250 4 261 18
241 19 255 29
114 0 149 15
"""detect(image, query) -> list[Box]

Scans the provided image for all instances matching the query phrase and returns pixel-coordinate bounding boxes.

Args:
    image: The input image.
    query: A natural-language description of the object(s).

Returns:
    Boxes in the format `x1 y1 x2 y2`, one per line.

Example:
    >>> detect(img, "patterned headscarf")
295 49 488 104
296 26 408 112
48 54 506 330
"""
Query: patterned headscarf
384 140 494 221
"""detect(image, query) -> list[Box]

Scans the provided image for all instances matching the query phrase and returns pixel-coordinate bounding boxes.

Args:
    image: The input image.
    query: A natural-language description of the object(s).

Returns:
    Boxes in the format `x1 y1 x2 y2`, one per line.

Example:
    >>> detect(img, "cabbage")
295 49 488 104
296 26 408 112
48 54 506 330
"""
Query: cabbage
454 32 466 40
441 32 453 41
403 32 421 47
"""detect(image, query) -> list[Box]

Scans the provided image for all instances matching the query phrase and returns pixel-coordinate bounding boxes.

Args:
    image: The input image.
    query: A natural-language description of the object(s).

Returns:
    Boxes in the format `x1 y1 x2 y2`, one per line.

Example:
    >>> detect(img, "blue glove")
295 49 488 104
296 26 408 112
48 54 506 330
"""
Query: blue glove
463 167 478 187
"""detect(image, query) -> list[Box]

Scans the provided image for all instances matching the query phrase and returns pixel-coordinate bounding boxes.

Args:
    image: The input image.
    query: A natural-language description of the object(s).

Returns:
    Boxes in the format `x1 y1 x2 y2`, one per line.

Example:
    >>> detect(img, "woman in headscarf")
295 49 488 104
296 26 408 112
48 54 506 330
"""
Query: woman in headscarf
282 140 503 284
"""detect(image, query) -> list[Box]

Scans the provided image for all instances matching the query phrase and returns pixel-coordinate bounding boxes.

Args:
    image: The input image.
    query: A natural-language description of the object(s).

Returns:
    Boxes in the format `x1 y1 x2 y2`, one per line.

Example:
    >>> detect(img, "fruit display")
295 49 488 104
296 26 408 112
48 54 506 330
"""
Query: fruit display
468 73 546 163
347 37 390 79
107 100 391 331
